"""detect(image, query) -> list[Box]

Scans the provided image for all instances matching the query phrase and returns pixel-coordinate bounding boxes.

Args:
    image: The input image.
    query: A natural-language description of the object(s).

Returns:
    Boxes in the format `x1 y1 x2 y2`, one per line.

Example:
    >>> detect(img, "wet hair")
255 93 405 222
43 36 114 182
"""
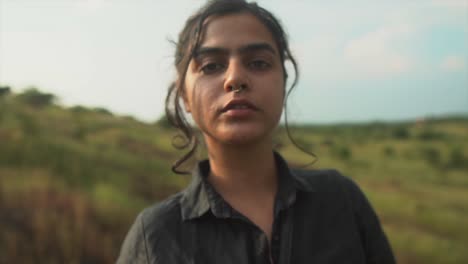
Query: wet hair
165 0 311 174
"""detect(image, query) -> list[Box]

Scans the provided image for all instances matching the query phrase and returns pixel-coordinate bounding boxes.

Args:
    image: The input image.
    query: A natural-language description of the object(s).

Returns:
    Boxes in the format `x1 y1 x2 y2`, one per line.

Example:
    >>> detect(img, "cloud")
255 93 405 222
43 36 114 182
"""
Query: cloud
74 0 109 12
440 55 466 71
432 0 468 8
287 0 466 80
343 24 415 77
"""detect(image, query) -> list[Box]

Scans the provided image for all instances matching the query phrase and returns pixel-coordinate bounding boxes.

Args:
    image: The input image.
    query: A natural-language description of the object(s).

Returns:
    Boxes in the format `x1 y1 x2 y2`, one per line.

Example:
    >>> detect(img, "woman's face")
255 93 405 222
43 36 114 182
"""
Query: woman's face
183 12 285 146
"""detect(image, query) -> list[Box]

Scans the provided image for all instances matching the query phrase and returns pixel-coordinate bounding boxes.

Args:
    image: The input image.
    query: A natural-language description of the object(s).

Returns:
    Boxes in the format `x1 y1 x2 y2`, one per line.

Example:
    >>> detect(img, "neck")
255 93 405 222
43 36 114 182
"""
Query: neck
205 137 278 197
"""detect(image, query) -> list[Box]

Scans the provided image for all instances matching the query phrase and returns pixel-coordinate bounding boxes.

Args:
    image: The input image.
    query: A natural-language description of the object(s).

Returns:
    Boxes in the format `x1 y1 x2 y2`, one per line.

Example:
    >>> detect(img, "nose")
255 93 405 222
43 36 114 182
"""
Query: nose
223 59 250 93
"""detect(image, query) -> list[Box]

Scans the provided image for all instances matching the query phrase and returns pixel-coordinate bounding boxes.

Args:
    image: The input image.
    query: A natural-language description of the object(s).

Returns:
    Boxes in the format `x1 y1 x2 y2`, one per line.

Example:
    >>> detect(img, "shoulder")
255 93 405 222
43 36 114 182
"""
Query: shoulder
292 169 396 263
291 168 360 194
117 192 184 263
292 168 380 220
138 192 185 237
291 168 369 212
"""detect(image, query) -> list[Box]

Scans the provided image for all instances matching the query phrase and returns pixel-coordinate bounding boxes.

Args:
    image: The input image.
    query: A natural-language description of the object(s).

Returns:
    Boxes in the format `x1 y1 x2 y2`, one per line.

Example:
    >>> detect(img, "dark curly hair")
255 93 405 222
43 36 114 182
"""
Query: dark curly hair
165 0 311 174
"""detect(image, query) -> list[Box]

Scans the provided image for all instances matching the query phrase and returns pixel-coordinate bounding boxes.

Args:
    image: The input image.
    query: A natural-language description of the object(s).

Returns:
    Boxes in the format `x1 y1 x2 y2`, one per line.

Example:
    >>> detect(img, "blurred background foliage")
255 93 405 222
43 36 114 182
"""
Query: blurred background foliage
0 86 467 263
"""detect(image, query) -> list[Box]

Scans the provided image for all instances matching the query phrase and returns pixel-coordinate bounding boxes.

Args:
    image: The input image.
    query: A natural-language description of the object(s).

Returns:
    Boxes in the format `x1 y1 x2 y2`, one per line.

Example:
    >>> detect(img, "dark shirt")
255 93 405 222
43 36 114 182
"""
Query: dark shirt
117 153 395 264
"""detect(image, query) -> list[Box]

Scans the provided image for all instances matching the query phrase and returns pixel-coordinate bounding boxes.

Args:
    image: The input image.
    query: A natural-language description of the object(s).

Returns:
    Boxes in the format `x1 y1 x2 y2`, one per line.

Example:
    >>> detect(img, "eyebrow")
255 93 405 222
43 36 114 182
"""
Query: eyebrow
194 42 277 58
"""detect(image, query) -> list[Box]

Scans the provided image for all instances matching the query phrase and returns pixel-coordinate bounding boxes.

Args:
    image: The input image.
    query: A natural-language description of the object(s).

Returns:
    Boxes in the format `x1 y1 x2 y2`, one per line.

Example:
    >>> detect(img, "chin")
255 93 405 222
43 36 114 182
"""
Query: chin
223 135 262 146
217 126 272 146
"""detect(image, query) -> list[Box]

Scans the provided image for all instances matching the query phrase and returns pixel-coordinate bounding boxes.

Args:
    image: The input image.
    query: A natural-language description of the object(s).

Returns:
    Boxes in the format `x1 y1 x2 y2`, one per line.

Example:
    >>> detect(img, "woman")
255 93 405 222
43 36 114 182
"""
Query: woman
117 0 395 263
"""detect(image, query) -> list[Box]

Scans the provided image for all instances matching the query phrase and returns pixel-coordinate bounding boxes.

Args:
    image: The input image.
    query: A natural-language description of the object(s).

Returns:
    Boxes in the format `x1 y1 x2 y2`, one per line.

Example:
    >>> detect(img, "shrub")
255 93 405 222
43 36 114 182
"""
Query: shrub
17 111 40 136
70 105 90 113
446 147 468 169
92 107 113 115
16 88 55 108
0 87 9 122
332 145 352 160
420 147 441 167
321 138 335 147
392 127 410 139
383 146 396 157
0 183 131 264
418 129 445 141
0 86 11 97
72 125 87 141
293 136 315 150
154 115 172 129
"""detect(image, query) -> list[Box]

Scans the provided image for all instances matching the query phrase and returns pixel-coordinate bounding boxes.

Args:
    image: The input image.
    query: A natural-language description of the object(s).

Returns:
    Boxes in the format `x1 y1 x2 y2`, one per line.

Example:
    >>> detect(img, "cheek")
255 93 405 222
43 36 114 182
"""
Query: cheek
186 79 219 125
268 73 286 102
186 82 202 118
267 74 286 119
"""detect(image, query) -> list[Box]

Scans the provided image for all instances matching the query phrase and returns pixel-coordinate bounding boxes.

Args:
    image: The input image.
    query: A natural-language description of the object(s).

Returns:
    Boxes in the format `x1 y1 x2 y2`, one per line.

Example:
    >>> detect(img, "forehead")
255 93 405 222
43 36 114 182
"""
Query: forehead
198 12 278 53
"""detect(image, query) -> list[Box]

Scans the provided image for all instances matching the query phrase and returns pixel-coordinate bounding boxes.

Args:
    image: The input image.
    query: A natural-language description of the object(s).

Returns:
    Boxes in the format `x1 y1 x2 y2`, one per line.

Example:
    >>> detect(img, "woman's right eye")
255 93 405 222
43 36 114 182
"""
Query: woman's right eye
200 63 224 74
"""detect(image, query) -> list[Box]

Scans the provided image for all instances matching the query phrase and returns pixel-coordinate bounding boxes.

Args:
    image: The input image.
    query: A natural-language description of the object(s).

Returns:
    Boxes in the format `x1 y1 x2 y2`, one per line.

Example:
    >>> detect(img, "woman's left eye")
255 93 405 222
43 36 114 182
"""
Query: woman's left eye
249 60 270 70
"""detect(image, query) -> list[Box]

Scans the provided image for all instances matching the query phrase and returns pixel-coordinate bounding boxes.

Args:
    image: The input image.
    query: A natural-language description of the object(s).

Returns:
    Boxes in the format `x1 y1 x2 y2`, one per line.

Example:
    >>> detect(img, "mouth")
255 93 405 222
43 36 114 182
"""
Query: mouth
221 99 259 113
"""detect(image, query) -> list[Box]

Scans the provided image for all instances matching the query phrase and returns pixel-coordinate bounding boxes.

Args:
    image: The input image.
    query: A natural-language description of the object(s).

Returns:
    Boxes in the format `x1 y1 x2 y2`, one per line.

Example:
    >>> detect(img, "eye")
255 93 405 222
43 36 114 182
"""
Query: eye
249 60 270 70
200 62 225 74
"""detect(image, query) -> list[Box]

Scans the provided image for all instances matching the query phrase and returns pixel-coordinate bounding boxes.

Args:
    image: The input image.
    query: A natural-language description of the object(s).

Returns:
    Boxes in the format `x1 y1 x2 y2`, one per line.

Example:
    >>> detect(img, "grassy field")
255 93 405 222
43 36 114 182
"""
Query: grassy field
1 88 467 263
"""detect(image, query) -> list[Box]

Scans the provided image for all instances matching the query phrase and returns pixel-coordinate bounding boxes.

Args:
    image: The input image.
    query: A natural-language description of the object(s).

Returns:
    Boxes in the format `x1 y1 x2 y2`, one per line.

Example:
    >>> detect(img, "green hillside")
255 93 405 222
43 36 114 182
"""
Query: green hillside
1 87 467 263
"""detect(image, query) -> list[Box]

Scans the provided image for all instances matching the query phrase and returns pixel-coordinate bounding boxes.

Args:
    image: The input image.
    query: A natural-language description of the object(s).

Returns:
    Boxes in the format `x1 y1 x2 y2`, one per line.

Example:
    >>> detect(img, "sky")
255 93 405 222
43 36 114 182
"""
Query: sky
1 0 467 124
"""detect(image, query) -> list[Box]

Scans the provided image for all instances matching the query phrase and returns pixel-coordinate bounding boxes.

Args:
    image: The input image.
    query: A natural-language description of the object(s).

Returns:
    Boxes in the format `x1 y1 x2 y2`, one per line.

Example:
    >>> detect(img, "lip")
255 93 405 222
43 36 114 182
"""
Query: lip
221 98 259 113
220 98 259 118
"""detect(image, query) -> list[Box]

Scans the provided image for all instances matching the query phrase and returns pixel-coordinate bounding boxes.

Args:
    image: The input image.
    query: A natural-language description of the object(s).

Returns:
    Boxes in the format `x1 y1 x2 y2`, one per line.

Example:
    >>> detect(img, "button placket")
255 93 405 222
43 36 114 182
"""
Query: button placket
253 230 270 263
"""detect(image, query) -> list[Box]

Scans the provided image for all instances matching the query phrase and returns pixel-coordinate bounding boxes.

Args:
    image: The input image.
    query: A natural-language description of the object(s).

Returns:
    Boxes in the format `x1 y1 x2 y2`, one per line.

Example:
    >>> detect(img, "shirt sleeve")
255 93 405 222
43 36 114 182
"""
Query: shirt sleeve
116 212 149 264
341 176 396 264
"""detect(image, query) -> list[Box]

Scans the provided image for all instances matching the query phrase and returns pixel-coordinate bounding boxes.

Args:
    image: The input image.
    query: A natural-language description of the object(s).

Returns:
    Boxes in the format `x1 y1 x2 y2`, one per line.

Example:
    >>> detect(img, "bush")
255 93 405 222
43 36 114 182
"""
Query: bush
383 146 396 157
0 86 10 123
0 183 131 264
17 111 40 136
154 115 173 129
446 147 468 169
332 145 352 160
92 107 113 115
420 147 441 167
392 127 410 139
0 86 11 97
321 138 335 147
70 105 90 113
16 88 56 108
418 129 445 141
72 125 87 141
292 136 315 150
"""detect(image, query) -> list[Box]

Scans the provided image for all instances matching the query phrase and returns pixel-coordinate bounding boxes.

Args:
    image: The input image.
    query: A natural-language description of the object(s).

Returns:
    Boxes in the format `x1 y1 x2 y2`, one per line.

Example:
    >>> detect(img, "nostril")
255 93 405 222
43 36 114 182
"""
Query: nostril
225 83 247 93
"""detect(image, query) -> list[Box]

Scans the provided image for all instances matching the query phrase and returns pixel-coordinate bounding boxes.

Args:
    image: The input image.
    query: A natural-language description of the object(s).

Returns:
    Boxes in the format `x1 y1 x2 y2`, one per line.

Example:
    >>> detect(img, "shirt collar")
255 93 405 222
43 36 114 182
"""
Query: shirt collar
180 152 315 221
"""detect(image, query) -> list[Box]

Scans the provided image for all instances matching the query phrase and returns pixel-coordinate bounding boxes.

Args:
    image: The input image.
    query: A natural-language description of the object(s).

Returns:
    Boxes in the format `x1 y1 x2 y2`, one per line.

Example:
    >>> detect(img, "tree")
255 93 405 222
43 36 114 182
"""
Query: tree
16 87 56 108
0 86 11 97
